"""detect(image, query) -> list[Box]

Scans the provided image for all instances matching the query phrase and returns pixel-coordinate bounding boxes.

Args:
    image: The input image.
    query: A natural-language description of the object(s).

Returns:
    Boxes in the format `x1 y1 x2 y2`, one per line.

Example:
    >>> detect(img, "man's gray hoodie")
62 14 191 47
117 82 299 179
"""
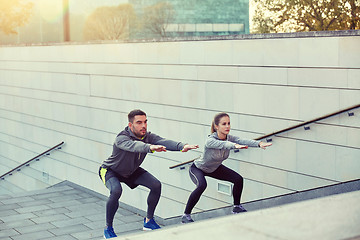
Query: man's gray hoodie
101 126 186 178
194 132 260 173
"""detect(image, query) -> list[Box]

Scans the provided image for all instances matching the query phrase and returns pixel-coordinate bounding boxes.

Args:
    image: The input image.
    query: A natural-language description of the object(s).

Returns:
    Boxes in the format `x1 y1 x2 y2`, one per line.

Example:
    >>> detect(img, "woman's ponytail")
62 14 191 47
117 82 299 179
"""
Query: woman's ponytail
211 120 217 133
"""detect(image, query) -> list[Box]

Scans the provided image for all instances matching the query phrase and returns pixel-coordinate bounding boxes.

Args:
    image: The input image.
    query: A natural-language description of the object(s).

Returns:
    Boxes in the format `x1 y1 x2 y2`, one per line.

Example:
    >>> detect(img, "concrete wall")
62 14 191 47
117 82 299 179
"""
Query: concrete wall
0 31 359 219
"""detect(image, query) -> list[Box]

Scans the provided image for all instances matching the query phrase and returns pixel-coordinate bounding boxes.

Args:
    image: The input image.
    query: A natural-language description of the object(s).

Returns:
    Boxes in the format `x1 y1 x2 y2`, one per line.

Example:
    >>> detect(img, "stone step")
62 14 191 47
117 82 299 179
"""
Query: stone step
0 180 26 196
0 180 144 240
111 190 360 240
1 179 359 240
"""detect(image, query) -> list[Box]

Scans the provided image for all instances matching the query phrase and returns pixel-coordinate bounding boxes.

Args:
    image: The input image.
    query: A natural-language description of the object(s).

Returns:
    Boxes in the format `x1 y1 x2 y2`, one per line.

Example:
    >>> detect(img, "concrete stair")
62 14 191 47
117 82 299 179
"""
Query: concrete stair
1 179 359 240
113 190 360 240
0 181 143 240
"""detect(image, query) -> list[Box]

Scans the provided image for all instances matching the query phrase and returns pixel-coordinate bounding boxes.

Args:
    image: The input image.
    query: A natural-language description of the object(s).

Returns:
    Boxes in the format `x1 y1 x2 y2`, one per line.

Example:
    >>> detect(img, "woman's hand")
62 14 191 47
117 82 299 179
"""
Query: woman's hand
234 144 248 149
259 142 272 149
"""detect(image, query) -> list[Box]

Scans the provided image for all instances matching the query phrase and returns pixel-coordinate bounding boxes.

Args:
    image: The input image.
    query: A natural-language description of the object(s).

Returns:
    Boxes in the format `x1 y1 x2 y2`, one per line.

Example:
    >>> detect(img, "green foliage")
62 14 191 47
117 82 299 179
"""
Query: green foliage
252 0 360 33
0 0 33 35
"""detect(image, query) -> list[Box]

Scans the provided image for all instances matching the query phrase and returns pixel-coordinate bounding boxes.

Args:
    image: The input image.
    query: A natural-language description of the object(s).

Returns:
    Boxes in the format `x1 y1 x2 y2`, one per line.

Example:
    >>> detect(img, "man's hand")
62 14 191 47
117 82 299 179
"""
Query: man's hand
181 144 199 152
235 144 248 149
150 145 167 152
259 142 272 149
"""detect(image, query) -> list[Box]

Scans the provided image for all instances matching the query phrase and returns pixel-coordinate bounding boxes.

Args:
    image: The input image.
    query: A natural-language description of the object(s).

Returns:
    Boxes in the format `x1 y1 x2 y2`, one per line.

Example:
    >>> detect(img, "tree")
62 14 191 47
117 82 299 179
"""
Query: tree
83 4 136 41
142 2 175 38
251 0 360 33
0 0 33 35
341 0 360 29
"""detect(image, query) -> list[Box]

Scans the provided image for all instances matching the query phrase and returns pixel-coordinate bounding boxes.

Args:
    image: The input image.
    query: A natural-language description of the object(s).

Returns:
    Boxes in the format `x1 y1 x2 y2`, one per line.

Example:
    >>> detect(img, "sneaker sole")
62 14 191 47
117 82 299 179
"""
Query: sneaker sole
181 220 194 224
232 211 247 214
103 236 117 239
104 236 117 239
143 227 158 231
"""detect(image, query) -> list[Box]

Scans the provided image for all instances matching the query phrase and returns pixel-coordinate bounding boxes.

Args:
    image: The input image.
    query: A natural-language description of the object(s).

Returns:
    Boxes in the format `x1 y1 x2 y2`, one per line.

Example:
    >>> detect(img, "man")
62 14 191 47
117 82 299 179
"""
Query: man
99 109 199 238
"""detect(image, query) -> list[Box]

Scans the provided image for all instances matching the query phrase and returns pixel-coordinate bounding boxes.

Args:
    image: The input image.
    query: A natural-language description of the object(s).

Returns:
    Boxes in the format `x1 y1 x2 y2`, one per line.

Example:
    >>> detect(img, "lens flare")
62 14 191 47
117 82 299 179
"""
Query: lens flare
37 0 66 23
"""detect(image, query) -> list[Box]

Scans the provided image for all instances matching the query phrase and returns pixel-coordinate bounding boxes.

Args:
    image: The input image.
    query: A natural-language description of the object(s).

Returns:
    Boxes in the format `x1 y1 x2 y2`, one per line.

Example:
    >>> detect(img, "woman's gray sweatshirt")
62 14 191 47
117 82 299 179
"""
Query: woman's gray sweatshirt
194 132 260 173
101 126 186 177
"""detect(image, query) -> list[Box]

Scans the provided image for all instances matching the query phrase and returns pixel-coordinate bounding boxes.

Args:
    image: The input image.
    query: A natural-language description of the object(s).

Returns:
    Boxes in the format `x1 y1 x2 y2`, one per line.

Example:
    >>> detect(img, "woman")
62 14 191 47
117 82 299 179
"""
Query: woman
182 112 272 223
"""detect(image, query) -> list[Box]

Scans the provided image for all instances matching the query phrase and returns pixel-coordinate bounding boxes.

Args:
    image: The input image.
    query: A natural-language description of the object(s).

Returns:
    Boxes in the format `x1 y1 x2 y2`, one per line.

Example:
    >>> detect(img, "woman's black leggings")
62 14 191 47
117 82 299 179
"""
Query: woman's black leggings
105 171 161 226
184 163 244 214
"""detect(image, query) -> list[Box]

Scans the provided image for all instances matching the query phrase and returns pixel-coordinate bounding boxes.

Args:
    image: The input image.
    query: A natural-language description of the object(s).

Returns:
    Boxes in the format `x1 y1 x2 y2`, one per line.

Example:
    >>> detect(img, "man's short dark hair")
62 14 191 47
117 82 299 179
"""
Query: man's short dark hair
128 109 146 123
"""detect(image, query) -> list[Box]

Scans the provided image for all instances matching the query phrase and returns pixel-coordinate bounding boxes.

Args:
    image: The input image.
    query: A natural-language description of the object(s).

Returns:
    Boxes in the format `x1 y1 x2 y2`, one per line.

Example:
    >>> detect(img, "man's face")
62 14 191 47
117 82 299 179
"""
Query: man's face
129 115 147 138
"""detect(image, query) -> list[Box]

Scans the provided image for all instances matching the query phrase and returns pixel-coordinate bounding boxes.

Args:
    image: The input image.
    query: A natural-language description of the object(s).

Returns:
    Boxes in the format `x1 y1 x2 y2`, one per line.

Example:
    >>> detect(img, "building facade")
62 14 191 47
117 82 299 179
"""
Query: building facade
130 0 250 38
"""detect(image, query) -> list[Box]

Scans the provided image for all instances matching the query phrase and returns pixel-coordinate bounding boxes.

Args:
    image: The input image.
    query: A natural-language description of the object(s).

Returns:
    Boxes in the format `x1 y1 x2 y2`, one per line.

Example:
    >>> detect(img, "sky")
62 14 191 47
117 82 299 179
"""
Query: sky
31 0 129 22
33 0 255 18
69 0 128 14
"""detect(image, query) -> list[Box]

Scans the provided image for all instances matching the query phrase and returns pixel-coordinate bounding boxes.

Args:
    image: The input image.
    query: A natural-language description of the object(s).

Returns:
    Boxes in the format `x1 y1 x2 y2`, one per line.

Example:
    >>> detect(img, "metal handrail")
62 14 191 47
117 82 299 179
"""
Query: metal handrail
0 141 65 180
169 156 201 169
253 104 360 141
169 104 360 169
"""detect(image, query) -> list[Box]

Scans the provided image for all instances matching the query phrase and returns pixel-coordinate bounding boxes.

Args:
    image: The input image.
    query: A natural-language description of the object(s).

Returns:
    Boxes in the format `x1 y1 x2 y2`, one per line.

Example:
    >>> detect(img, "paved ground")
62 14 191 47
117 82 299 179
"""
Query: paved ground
114 190 360 240
0 181 145 240
1 180 359 240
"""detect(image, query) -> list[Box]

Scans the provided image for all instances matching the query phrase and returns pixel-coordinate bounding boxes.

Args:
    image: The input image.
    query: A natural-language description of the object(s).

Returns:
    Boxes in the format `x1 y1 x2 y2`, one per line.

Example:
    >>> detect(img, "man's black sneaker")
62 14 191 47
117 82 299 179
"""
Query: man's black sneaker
232 204 247 214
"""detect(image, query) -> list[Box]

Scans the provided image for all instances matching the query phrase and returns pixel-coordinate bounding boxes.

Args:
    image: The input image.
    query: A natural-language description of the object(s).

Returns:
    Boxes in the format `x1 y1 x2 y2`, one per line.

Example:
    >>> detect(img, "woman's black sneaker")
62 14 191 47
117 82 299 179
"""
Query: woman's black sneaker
181 215 194 223
232 204 247 214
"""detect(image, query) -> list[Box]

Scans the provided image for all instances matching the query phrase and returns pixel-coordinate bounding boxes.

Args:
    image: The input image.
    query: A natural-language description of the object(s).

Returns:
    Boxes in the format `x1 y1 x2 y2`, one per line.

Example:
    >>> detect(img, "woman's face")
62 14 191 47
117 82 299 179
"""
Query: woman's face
216 116 231 137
